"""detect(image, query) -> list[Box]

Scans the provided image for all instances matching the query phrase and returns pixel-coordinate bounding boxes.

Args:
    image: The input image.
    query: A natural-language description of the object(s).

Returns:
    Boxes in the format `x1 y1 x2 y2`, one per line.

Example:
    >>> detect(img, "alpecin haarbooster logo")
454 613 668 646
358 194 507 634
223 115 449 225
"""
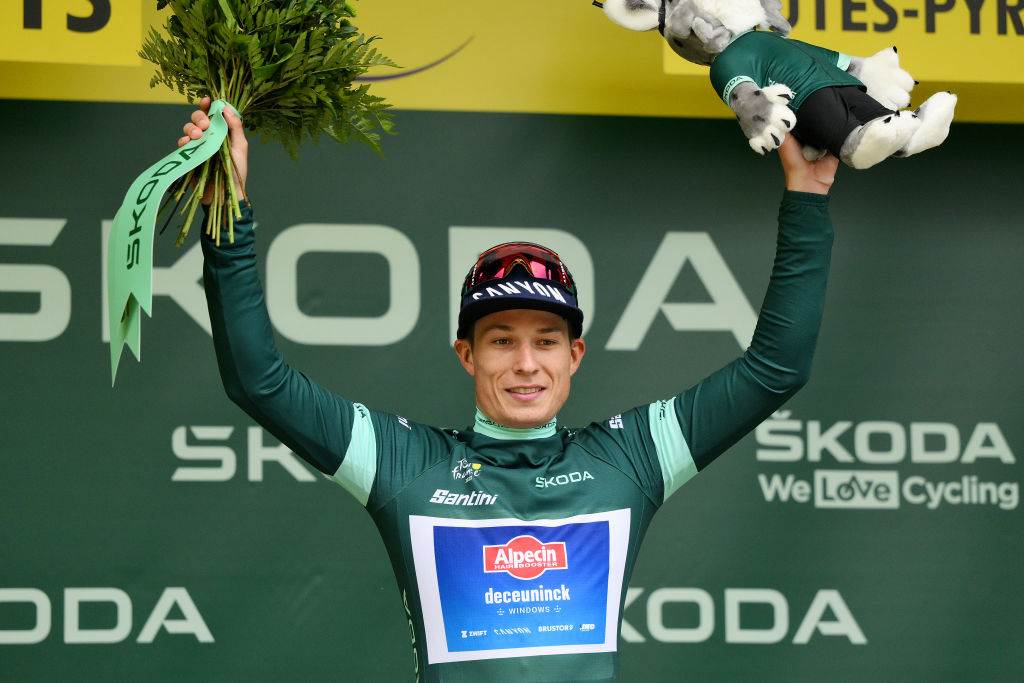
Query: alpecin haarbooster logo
411 513 623 662
483 535 568 580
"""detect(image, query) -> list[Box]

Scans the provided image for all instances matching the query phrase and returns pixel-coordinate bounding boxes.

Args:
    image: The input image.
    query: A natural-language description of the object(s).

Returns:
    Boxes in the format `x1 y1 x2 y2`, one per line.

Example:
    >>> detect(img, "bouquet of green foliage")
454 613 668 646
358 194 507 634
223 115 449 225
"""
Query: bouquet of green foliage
141 0 395 245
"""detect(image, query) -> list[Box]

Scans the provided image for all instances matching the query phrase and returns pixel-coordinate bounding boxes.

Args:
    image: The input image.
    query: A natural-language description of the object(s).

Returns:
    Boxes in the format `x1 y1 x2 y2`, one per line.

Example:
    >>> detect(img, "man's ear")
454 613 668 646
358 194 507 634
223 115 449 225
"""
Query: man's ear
454 338 476 376
569 337 586 377
600 0 661 31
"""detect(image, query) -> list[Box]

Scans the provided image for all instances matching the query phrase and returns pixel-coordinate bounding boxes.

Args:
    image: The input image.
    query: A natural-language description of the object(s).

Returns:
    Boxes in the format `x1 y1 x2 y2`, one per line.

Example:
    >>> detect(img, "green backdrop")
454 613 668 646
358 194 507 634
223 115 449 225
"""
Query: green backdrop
1 100 1021 681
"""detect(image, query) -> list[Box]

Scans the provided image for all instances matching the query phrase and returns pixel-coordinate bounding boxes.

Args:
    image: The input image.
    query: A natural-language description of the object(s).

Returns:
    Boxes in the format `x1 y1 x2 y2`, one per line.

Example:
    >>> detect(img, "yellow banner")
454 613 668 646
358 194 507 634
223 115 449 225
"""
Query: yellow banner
0 1 1017 122
663 1 1024 85
0 0 141 66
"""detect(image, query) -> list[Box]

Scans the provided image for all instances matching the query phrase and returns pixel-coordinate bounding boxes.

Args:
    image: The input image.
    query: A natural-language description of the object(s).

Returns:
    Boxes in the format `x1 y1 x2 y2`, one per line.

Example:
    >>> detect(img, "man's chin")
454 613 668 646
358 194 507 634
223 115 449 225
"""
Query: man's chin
496 404 554 429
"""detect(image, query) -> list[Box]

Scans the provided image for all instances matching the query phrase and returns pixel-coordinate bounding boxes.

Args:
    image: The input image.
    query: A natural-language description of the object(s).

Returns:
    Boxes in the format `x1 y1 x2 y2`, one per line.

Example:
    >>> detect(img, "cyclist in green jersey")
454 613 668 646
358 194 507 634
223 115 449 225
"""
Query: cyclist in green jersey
181 98 838 682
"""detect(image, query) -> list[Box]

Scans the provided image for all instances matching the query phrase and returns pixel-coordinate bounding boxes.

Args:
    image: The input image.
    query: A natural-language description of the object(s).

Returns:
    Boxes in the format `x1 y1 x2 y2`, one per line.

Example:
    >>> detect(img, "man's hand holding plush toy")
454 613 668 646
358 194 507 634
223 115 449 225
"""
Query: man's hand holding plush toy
598 0 956 169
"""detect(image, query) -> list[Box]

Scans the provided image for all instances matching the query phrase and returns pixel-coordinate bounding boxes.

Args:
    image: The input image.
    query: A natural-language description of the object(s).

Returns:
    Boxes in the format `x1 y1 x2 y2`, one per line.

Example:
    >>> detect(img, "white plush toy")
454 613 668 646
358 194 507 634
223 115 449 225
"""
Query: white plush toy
598 0 957 168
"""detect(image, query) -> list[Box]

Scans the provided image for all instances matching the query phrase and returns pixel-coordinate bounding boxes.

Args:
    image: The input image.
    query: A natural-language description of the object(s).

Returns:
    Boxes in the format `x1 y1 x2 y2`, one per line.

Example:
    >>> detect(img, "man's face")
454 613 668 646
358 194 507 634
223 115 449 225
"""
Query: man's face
454 308 585 429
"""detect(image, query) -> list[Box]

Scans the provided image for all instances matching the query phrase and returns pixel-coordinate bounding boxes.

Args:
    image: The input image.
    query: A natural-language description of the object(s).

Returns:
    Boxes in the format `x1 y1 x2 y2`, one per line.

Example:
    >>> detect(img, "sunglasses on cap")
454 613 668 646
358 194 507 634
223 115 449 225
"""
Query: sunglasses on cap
461 242 577 298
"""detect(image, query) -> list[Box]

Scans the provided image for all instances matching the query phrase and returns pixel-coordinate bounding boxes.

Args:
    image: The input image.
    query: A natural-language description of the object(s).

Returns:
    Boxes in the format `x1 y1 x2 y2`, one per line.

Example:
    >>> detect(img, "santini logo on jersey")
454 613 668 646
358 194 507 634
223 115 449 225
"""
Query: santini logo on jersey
483 535 568 580
429 489 498 506
535 471 594 488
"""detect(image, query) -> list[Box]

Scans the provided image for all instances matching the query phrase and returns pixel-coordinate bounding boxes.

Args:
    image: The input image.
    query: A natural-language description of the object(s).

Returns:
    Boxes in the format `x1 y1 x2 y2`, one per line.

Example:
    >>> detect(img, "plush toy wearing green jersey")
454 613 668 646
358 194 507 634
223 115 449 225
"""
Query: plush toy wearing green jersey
597 0 957 169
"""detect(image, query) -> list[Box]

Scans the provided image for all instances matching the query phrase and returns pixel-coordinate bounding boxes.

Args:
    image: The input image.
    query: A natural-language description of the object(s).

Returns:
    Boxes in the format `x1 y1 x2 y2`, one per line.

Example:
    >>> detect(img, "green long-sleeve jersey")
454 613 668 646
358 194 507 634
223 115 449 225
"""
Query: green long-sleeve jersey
201 191 833 682
710 31 862 110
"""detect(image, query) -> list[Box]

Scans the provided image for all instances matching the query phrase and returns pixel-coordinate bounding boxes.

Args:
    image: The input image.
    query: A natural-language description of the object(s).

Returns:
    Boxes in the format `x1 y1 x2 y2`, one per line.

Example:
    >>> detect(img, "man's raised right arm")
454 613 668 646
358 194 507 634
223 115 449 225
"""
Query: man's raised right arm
184 98 360 481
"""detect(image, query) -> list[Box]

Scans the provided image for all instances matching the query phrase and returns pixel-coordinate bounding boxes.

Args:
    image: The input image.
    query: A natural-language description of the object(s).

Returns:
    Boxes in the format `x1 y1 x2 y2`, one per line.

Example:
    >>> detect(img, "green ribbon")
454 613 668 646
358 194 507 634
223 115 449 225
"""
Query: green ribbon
107 99 235 385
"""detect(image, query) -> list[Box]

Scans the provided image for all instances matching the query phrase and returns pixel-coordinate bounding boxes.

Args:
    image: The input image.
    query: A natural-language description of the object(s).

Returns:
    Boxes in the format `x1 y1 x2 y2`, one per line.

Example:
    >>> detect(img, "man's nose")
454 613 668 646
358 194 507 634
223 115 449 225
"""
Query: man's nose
512 344 539 373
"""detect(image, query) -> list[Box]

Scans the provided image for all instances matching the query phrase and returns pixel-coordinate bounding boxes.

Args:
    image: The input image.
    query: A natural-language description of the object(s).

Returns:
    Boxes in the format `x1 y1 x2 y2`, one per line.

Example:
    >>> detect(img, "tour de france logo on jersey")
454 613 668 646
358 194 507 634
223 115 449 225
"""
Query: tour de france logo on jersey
483 535 568 580
452 458 482 483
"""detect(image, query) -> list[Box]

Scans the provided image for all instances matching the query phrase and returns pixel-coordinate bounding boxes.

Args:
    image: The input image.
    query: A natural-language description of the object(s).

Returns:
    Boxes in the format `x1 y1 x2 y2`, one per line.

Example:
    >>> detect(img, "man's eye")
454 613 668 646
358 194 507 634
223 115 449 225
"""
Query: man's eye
492 338 510 345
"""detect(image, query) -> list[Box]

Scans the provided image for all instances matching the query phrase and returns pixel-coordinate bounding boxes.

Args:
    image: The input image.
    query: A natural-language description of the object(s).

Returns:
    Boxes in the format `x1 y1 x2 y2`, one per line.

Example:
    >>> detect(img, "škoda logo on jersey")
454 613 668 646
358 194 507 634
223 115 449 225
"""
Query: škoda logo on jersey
483 535 568 580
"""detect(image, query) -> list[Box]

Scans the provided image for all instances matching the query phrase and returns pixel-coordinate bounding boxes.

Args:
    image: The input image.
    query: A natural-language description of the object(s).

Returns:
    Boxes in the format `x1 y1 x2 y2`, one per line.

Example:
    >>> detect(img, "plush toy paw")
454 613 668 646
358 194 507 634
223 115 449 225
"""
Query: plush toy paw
730 82 796 155
841 110 922 169
747 84 797 154
896 91 957 157
847 47 915 111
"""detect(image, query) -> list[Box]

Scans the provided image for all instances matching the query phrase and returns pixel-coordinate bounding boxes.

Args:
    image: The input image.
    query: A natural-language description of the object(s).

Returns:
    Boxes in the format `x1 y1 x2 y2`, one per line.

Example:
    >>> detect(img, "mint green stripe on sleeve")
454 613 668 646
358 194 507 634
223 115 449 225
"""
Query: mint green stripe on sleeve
648 399 698 502
837 53 852 71
721 75 755 104
330 402 378 506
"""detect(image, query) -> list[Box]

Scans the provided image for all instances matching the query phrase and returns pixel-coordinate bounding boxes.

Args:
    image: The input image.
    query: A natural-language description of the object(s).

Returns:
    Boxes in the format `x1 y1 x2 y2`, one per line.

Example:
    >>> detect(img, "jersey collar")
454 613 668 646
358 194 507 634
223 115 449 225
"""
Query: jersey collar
728 29 757 47
473 408 557 440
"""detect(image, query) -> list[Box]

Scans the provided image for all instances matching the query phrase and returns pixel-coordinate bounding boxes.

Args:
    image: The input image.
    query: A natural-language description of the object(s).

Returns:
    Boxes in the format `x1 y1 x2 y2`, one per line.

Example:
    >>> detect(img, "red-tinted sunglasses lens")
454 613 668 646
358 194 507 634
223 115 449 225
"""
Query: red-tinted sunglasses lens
462 244 576 297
